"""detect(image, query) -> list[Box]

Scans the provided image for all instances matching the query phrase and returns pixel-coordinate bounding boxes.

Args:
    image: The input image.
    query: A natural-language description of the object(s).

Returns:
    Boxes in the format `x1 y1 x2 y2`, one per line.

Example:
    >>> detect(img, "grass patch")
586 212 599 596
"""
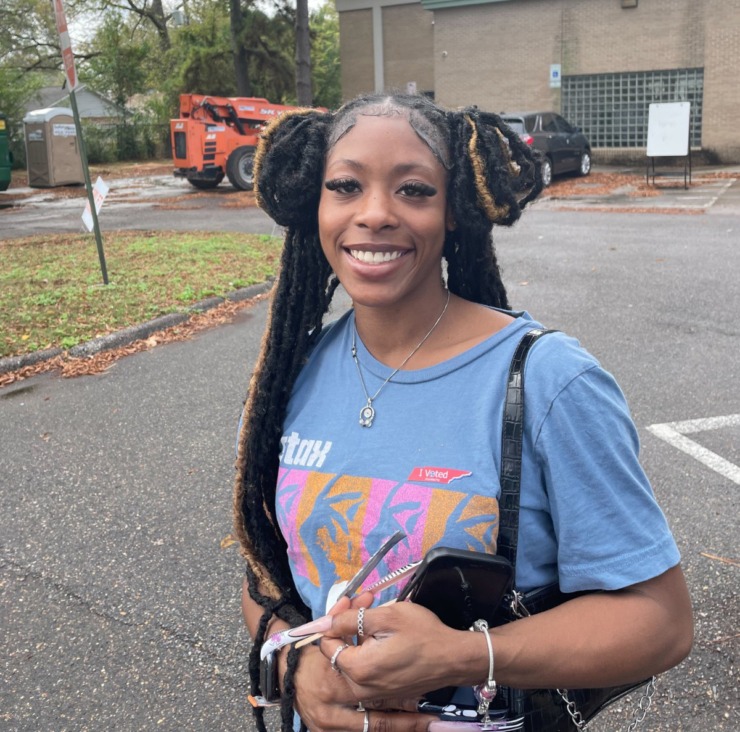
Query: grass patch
0 230 281 359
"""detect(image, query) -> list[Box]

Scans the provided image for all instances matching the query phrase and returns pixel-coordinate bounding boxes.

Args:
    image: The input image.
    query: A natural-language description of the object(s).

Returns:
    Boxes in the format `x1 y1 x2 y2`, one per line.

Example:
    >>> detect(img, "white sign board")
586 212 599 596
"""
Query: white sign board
647 102 690 157
82 177 109 232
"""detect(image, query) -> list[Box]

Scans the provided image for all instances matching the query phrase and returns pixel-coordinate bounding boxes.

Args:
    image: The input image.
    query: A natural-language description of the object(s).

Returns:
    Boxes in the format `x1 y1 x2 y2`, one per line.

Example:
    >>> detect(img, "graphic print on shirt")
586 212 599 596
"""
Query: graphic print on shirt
275 466 499 612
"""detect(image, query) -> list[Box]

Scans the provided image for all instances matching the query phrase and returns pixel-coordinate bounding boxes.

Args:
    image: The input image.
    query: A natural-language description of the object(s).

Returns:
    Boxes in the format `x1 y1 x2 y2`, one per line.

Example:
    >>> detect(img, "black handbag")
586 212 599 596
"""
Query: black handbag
494 328 655 731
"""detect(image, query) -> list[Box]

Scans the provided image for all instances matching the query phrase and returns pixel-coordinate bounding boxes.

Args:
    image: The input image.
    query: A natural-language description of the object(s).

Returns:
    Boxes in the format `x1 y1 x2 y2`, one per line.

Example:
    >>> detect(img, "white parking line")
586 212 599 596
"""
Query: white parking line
648 414 740 485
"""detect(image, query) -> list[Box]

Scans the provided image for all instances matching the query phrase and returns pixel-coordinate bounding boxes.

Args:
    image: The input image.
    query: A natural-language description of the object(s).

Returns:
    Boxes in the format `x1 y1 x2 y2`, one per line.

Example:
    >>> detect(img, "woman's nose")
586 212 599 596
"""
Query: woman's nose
355 191 398 230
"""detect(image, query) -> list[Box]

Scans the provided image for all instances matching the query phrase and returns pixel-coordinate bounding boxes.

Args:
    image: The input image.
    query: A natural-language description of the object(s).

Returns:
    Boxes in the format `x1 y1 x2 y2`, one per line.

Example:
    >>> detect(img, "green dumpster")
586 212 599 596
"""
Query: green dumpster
0 114 12 192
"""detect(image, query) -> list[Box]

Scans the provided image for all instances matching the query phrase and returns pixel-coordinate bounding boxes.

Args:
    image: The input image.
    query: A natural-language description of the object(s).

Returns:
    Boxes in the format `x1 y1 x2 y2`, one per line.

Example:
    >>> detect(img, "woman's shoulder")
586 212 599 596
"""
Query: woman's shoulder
500 314 620 410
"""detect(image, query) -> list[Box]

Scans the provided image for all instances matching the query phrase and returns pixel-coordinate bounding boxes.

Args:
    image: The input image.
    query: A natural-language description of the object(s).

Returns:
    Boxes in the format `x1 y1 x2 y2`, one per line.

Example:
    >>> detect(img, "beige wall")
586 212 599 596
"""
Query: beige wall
340 9 375 100
382 4 435 94
702 0 740 160
433 0 740 160
338 0 740 160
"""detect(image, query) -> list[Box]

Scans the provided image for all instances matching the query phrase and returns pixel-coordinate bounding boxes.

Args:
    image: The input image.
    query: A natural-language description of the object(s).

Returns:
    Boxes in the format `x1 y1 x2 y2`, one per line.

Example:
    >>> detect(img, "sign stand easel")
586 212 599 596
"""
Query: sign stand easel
646 102 692 190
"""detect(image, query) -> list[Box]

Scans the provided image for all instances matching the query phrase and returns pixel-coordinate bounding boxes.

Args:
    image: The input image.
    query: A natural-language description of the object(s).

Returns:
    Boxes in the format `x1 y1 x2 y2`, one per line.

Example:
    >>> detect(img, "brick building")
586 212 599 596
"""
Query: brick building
335 0 740 163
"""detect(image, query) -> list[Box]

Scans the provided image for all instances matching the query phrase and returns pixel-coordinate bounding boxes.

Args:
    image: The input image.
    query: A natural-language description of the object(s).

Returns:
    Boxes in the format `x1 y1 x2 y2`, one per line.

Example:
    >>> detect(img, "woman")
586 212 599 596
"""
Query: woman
234 94 693 732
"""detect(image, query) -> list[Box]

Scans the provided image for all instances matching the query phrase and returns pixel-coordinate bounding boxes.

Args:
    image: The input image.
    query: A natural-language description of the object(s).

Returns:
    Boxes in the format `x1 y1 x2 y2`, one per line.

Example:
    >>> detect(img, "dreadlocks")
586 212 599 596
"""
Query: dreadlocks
233 93 542 730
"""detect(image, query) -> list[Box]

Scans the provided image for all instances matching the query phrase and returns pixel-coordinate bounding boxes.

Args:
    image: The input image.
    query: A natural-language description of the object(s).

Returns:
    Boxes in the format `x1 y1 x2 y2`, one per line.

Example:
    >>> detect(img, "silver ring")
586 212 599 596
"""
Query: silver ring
330 643 349 674
357 702 365 712
362 709 369 732
357 607 365 638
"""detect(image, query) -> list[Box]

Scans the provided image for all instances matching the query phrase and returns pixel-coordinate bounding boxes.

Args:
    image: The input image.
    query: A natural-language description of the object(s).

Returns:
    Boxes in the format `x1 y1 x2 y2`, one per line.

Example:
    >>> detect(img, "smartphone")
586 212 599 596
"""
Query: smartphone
398 546 514 630
398 547 514 707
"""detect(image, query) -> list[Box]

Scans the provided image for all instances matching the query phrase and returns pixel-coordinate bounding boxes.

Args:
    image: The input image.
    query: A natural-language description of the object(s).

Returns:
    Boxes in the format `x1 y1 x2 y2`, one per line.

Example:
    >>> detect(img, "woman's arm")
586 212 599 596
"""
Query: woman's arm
319 564 692 701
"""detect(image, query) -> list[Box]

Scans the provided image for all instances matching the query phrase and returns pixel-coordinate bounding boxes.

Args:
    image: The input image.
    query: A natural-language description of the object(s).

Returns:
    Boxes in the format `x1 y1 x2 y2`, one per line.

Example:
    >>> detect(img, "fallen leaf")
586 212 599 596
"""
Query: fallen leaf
220 534 237 550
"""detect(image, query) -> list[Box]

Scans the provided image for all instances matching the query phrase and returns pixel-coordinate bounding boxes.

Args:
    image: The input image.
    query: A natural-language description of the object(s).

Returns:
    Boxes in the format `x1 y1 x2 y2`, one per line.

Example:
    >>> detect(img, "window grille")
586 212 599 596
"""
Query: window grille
562 68 703 148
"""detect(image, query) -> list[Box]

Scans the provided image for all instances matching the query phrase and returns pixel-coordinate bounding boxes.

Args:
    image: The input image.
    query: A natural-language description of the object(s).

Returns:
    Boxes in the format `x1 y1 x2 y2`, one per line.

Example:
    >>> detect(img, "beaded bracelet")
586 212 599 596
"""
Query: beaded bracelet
470 619 497 725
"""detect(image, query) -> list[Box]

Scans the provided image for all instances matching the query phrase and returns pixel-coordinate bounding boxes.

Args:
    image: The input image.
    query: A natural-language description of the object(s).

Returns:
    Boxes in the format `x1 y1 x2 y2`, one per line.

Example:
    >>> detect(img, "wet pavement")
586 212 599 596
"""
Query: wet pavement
1 165 739 242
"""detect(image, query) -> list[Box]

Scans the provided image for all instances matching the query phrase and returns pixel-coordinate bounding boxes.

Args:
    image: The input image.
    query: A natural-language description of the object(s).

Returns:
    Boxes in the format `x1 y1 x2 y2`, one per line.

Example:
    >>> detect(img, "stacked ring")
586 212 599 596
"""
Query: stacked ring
357 607 365 638
330 643 350 673
362 709 370 732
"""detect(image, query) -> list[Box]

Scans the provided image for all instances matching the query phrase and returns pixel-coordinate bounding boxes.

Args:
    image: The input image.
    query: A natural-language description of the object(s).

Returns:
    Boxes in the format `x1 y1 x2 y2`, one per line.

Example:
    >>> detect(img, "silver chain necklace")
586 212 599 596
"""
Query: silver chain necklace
351 290 451 428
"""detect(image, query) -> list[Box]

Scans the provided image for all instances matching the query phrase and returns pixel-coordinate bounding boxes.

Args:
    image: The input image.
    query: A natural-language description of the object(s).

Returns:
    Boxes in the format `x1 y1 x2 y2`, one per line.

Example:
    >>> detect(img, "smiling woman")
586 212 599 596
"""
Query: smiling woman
233 94 692 732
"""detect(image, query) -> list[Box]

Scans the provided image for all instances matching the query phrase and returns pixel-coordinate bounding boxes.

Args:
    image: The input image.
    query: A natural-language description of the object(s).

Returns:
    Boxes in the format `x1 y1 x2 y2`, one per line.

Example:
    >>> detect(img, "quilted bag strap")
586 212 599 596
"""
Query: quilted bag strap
497 328 556 570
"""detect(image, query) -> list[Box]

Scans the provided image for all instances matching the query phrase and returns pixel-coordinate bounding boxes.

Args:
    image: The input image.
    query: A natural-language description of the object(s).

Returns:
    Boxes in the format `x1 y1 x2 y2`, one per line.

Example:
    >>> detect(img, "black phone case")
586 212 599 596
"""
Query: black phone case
397 547 514 707
398 546 514 630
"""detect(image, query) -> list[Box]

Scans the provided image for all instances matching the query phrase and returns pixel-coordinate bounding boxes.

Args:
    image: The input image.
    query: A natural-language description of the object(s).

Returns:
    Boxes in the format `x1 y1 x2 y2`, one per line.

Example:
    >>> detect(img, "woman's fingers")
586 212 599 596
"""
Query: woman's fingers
303 706 435 732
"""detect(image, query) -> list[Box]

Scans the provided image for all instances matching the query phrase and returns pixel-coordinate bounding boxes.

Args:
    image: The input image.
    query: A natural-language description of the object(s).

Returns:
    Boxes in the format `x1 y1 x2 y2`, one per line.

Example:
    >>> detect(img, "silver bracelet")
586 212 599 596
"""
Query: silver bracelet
470 619 496 724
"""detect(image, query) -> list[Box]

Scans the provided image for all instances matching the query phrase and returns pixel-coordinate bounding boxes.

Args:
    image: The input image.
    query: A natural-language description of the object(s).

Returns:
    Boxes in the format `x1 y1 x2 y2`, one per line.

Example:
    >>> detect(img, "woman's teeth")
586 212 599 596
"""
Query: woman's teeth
349 250 403 264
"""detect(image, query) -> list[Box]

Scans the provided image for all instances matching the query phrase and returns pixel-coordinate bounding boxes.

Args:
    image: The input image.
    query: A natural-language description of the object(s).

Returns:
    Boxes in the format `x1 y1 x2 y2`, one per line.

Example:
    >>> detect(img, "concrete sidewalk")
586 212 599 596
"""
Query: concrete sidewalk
537 164 740 213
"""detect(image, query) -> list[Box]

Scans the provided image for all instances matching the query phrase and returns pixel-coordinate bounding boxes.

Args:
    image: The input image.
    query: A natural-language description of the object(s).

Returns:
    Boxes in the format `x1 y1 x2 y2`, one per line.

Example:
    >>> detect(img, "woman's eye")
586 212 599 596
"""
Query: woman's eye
324 178 359 194
399 181 437 198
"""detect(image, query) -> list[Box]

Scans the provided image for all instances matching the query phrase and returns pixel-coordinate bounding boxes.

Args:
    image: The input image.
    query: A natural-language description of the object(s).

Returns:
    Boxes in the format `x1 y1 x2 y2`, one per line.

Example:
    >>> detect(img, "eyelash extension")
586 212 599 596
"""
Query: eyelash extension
401 180 437 197
324 177 357 192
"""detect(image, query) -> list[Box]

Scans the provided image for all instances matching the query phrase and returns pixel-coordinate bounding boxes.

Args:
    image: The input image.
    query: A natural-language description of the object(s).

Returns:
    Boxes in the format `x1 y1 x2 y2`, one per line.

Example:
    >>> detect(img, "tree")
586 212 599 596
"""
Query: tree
81 14 152 107
229 0 251 96
94 0 171 52
295 0 311 104
310 1 340 109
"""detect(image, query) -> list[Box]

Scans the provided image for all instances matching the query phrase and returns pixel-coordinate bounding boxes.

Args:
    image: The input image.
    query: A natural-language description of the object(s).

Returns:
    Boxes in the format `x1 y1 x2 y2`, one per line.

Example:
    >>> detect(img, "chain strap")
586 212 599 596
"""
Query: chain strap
626 676 658 732
509 592 656 731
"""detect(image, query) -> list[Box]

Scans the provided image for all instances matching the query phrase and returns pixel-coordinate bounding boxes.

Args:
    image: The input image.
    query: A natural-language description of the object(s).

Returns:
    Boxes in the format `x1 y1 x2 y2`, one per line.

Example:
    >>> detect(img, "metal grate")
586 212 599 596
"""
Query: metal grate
562 68 704 148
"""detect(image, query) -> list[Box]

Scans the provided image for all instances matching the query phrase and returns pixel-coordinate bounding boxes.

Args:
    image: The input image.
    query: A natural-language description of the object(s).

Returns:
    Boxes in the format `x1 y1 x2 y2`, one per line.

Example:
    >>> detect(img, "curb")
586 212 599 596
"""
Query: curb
0 280 273 377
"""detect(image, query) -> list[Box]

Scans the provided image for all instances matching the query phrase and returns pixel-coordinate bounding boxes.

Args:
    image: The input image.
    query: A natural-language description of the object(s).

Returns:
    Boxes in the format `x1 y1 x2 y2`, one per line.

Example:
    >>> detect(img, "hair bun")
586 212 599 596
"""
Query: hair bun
254 112 330 229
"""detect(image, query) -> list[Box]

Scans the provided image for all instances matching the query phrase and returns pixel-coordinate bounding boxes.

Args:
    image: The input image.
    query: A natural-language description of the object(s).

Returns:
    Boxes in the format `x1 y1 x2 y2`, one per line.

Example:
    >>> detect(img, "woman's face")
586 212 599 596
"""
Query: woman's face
318 113 453 311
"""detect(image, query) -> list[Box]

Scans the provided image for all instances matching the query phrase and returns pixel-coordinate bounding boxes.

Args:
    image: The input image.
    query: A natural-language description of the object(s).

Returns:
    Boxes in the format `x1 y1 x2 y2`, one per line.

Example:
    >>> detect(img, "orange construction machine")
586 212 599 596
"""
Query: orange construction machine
170 94 311 190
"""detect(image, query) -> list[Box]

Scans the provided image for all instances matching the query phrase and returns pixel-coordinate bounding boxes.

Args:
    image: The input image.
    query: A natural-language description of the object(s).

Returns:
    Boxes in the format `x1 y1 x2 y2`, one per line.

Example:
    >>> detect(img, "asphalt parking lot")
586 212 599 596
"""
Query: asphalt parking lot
1 164 738 731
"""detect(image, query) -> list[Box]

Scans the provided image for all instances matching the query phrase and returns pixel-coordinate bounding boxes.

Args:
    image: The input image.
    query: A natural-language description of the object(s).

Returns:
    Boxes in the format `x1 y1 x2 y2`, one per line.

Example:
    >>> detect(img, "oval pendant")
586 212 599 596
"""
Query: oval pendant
359 403 375 428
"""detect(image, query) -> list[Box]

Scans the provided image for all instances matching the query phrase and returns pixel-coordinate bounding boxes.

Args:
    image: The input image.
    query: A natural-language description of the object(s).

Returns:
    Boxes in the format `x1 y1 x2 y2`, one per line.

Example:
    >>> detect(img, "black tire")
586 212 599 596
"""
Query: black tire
187 174 224 190
540 157 553 187
226 146 255 190
578 150 592 177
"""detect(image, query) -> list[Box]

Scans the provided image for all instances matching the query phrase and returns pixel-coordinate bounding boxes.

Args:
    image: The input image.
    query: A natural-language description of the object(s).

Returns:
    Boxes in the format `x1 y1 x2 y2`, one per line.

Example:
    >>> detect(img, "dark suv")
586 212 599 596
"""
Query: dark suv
500 112 591 187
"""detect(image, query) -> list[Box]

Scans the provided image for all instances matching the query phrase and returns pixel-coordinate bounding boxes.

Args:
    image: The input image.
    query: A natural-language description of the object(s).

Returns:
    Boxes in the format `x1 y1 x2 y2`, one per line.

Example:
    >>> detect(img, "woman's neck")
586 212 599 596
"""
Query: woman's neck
353 288 452 369
353 293 516 370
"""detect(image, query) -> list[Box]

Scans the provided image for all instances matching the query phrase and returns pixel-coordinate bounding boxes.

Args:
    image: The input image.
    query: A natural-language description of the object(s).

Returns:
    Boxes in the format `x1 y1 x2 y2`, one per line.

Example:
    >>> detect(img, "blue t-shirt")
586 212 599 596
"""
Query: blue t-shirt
274 310 680 618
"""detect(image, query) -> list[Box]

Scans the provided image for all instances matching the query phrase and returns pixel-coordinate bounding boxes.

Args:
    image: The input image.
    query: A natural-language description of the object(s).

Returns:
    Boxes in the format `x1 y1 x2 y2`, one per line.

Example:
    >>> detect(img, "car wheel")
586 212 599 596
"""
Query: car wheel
540 157 553 187
579 151 591 177
226 146 255 190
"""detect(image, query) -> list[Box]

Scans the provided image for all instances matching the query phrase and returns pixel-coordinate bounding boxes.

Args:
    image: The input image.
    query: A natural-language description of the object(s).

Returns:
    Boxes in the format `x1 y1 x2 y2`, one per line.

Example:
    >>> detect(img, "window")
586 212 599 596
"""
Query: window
562 68 703 148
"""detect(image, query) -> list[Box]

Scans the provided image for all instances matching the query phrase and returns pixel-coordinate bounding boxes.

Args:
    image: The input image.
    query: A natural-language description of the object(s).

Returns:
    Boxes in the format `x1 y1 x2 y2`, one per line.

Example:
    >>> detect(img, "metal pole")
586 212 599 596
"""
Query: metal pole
69 88 108 285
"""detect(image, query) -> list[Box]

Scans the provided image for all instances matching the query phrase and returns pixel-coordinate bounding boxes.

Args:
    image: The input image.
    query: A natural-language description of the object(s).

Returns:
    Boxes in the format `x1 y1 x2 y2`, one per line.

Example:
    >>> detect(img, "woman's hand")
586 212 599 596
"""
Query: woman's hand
295 595 436 732
319 600 470 706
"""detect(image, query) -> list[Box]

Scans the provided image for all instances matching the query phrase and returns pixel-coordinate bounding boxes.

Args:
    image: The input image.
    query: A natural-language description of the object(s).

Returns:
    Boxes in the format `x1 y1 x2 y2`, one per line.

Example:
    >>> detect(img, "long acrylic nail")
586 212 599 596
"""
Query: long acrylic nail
289 614 333 638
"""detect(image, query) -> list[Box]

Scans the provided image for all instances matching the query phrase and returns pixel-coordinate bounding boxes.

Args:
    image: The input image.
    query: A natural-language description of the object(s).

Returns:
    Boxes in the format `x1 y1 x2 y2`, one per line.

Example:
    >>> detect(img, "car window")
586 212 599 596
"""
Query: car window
554 114 575 133
502 118 525 135
541 113 559 133
523 116 536 134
